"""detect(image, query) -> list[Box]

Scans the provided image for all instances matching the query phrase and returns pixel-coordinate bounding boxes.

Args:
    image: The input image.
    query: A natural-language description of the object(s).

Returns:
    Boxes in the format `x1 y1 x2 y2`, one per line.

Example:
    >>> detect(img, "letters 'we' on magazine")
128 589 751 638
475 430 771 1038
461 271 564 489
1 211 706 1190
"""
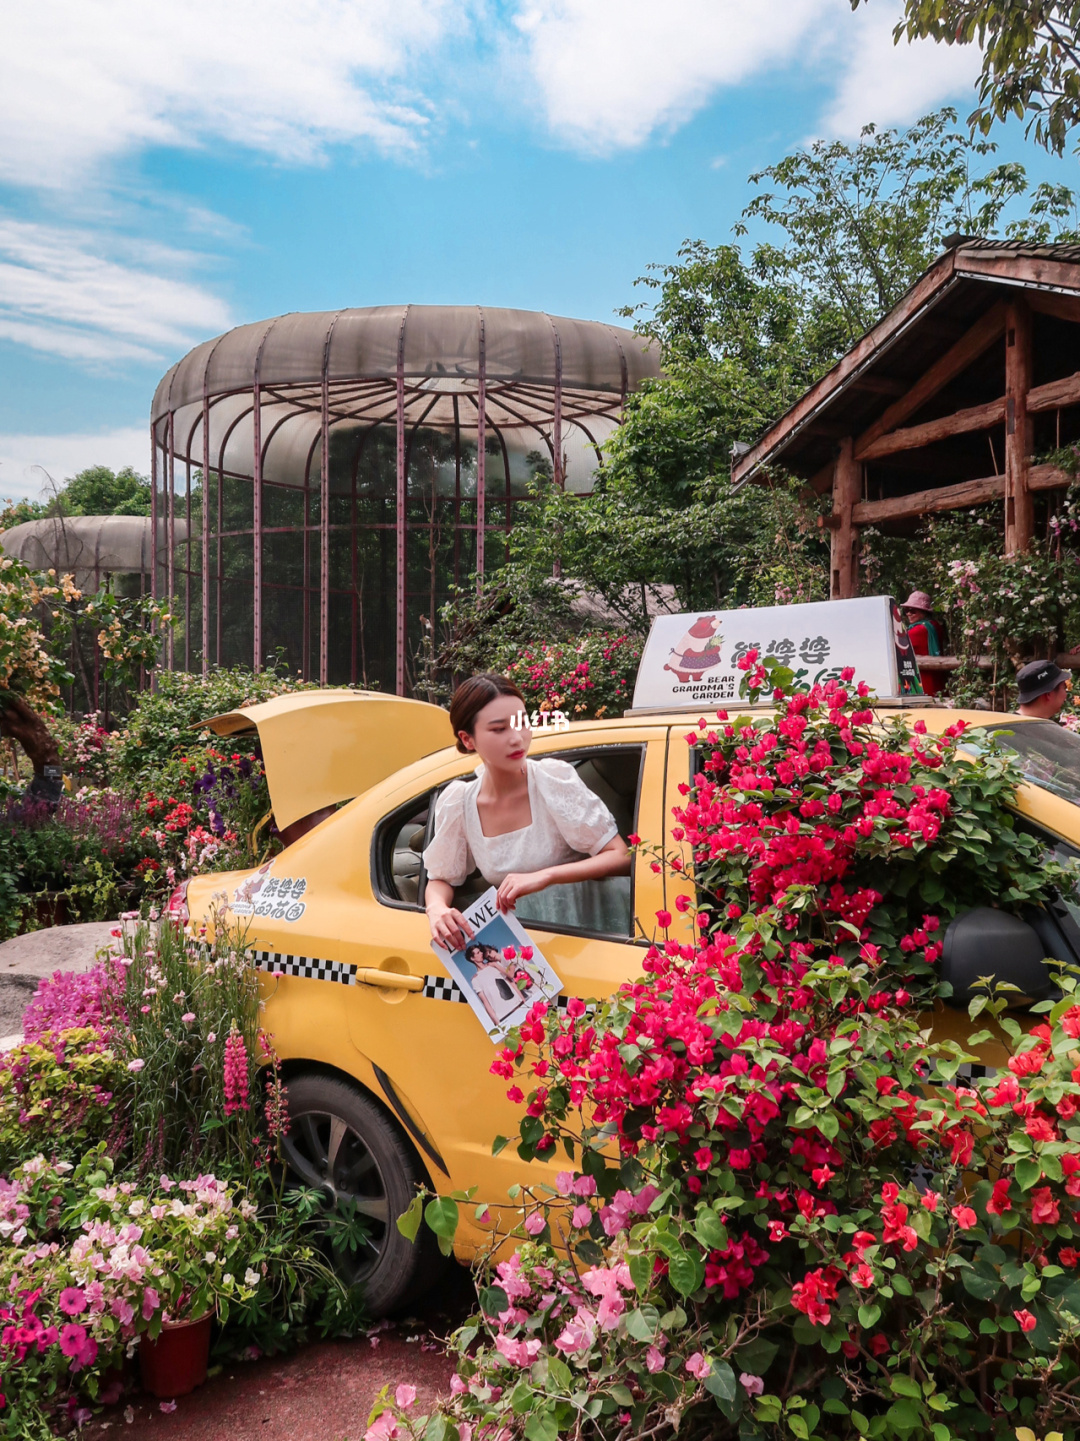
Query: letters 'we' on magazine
430 886 563 1043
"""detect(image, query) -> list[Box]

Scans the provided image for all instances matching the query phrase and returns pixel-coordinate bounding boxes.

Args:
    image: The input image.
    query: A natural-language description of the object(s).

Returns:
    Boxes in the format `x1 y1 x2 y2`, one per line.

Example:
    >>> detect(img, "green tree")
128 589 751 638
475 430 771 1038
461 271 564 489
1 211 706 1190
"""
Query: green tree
440 110 1079 677
50 465 152 517
855 0 1080 156
739 108 1075 348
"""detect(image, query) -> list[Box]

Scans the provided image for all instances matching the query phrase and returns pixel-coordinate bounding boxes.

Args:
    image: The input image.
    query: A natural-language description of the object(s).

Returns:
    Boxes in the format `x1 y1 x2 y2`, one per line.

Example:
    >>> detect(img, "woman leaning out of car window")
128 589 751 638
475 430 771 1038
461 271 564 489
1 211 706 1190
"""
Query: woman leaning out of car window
423 673 631 951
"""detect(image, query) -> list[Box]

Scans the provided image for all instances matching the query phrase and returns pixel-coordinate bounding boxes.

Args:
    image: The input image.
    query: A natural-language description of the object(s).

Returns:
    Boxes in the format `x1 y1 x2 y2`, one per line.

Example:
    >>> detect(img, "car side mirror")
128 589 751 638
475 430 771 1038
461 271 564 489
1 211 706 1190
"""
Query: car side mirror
941 907 1055 1009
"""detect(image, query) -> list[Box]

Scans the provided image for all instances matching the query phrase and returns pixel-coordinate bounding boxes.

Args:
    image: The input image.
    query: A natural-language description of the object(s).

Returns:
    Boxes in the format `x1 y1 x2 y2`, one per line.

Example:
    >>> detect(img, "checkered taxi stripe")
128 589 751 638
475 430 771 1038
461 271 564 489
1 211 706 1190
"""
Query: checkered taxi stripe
253 949 580 1012
252 949 358 986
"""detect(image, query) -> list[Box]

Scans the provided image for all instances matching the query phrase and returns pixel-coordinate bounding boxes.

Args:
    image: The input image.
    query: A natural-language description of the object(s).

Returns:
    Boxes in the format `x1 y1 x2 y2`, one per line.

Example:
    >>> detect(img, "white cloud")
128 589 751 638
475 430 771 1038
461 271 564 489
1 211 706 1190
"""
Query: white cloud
0 0 467 188
0 427 148 501
821 3 983 137
0 219 230 363
507 0 983 154
509 0 831 154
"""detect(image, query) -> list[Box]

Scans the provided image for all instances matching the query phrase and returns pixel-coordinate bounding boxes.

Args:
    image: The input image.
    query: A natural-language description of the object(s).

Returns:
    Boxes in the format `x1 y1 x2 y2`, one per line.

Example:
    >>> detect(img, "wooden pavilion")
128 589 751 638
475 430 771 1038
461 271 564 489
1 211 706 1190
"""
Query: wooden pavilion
730 239 1080 599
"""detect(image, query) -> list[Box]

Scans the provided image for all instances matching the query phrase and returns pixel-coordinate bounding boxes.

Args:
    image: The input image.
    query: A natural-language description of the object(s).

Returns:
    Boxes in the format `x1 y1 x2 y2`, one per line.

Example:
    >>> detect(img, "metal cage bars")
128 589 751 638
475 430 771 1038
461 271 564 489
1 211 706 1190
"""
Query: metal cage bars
152 353 624 697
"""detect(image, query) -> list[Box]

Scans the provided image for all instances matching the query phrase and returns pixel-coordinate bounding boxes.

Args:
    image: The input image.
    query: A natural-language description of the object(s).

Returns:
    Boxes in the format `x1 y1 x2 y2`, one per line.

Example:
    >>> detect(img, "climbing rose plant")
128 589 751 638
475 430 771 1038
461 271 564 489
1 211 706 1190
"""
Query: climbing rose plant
390 658 1080 1441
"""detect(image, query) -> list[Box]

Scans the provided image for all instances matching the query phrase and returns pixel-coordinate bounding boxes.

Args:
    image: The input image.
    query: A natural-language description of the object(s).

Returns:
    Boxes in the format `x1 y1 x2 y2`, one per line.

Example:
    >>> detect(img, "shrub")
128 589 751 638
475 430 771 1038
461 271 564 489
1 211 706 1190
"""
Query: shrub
109 664 321 789
0 1030 121 1167
393 658 1080 1441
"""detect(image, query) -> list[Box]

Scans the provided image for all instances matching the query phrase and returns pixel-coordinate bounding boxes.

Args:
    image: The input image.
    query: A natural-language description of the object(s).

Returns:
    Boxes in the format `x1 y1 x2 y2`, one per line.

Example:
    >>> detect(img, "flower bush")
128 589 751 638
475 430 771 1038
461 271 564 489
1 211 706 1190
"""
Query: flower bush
390 657 1080 1441
501 633 643 720
0 1030 121 1166
0 1147 354 1437
1 917 364 1433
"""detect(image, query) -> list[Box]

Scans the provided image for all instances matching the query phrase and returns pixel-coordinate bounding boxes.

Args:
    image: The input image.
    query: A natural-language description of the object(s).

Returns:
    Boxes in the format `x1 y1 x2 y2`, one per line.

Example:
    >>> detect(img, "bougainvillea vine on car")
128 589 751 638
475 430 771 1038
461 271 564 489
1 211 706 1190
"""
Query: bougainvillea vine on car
389 655 1080 1441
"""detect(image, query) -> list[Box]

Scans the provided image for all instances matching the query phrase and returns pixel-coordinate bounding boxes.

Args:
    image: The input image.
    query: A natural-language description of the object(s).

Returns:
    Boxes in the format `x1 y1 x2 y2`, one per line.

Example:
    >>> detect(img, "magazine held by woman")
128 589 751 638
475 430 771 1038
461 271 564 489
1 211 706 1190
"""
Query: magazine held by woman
429 885 563 1042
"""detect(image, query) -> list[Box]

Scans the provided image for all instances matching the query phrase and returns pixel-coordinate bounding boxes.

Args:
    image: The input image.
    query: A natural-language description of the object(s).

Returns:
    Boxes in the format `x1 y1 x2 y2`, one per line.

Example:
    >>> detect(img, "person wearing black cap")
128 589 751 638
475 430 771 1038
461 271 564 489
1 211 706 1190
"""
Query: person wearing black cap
1016 660 1069 720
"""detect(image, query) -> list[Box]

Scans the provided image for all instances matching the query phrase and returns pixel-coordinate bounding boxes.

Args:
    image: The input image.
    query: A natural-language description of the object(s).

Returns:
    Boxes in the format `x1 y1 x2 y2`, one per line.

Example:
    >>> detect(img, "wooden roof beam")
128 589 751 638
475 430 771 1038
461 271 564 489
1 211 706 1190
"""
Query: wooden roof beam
852 462 1068 525
856 368 1080 463
853 301 1006 459
858 396 1005 460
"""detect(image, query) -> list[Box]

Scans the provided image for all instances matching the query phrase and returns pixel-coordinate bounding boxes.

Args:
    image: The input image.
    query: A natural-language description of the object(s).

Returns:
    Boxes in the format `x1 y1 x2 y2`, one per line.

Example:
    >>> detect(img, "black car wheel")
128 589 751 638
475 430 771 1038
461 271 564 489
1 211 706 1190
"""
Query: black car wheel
282 1073 442 1315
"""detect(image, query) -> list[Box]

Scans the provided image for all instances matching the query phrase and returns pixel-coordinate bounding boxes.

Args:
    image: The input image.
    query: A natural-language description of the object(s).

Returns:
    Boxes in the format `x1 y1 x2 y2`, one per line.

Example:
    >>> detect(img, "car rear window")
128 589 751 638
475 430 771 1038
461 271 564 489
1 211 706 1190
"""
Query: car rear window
968 720 1080 807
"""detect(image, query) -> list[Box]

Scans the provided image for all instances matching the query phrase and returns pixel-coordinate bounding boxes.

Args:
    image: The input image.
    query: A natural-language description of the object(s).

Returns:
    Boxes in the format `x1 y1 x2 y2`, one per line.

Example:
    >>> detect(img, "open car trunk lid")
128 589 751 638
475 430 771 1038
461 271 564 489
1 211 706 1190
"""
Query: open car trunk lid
200 690 450 830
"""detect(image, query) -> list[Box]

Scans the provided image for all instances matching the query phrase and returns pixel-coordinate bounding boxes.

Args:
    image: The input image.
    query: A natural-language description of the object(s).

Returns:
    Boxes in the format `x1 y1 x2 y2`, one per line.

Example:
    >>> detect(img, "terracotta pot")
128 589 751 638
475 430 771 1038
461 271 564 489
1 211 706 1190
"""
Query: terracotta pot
139 1312 212 1398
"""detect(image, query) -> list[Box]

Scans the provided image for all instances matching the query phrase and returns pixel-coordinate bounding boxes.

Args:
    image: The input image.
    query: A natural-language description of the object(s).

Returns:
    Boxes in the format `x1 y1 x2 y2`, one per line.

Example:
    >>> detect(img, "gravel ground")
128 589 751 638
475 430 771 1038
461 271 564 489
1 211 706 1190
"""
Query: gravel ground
0 920 116 1044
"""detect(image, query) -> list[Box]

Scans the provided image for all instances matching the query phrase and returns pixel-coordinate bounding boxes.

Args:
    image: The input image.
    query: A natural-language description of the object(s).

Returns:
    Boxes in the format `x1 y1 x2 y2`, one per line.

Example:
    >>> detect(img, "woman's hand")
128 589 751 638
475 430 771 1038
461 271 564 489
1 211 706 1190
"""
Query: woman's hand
496 869 551 912
427 901 475 951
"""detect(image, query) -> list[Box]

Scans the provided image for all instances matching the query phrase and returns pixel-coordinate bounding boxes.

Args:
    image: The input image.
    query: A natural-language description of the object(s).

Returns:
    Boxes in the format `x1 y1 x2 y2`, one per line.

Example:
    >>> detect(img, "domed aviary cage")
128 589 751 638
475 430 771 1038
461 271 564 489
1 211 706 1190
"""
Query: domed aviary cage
151 305 659 694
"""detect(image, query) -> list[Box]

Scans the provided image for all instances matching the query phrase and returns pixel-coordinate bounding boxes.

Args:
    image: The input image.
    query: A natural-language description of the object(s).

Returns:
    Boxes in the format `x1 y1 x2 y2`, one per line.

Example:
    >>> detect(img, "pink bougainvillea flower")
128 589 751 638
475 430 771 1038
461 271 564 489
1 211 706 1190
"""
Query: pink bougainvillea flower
685 1352 712 1380
394 1385 417 1409
524 1212 545 1236
740 1373 765 1396
646 1345 666 1373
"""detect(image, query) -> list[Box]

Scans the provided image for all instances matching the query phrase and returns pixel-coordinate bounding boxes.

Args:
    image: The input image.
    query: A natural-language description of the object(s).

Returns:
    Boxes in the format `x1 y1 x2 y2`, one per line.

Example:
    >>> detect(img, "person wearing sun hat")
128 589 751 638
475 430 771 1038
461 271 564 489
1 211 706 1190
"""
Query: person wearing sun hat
1016 659 1069 720
901 590 944 696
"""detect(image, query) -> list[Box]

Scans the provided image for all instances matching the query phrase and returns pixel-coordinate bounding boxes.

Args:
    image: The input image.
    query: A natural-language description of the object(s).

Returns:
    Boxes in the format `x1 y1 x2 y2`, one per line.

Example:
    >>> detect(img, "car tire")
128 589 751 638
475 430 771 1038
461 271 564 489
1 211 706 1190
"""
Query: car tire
281 1073 445 1316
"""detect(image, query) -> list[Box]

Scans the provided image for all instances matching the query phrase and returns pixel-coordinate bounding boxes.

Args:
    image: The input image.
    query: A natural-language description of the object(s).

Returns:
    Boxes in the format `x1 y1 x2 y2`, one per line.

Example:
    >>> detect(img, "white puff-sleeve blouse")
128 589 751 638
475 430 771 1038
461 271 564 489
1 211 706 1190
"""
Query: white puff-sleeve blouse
422 758 619 888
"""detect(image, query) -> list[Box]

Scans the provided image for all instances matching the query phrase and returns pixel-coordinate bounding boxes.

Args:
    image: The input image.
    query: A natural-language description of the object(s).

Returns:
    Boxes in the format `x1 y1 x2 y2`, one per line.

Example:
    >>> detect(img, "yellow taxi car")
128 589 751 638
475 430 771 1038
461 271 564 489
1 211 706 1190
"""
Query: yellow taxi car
182 690 1080 1314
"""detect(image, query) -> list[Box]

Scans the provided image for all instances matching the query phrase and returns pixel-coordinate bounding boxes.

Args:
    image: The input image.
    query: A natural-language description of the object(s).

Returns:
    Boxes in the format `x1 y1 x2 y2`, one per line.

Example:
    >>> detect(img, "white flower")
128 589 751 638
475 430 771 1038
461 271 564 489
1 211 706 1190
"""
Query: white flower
244 1268 260 1288
204 1251 217 1265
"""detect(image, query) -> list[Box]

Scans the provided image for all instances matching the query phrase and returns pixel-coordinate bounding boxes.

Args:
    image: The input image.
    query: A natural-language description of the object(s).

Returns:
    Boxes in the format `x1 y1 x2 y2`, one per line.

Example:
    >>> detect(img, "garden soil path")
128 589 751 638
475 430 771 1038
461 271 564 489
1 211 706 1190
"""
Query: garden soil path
0 920 116 1045
81 1327 460 1441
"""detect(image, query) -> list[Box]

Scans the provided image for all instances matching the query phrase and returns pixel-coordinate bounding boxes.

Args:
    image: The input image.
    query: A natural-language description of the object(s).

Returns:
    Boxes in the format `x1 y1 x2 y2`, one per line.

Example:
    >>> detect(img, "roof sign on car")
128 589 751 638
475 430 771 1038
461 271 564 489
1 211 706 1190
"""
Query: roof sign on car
630 595 924 713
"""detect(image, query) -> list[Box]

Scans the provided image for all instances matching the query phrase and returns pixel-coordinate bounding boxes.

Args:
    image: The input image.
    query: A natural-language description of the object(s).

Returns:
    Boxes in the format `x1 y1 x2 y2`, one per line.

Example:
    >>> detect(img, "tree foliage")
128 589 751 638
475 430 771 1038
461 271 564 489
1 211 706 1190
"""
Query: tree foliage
855 0 1080 156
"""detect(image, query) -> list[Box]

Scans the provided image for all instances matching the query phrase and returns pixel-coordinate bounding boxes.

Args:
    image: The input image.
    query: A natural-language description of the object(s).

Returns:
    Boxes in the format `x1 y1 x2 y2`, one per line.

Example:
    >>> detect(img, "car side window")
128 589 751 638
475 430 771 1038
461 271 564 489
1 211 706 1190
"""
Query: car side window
1016 822 1080 963
374 746 644 938
512 745 643 941
375 792 433 908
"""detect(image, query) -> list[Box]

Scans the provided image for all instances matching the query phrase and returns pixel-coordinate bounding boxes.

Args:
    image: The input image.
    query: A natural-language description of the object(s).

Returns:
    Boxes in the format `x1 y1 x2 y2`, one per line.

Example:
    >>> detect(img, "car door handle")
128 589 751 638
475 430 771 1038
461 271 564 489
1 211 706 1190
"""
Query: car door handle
354 967 423 992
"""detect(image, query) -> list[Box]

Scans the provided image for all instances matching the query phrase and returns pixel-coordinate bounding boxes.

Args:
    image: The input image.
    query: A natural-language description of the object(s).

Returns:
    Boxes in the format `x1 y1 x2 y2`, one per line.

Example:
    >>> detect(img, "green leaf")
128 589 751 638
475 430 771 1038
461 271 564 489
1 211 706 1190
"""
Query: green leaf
694 1204 728 1250
424 1195 460 1257
891 1375 923 1400
704 1360 738 1405
624 1308 657 1343
858 1303 882 1329
886 1399 925 1433
524 1406 559 1441
628 1252 653 1295
424 1416 458 1441
961 1268 1001 1302
1015 1157 1043 1192
479 1286 509 1318
667 1247 705 1297
396 1194 423 1242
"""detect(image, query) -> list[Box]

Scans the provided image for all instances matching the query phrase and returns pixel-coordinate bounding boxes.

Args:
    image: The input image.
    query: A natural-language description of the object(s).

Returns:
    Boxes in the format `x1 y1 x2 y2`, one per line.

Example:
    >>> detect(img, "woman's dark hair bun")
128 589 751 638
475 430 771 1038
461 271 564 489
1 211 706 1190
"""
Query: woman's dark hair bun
448 673 527 753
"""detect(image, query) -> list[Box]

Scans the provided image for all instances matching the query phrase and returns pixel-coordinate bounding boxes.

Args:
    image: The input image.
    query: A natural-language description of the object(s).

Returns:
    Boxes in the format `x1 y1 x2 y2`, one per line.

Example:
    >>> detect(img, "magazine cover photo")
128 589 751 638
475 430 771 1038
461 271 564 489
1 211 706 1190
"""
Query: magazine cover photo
430 886 563 1041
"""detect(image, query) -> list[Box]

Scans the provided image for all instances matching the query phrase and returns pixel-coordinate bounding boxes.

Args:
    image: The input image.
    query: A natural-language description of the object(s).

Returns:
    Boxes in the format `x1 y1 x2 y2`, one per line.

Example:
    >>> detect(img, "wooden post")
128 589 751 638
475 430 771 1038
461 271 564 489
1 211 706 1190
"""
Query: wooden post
830 436 861 599
1004 299 1034 555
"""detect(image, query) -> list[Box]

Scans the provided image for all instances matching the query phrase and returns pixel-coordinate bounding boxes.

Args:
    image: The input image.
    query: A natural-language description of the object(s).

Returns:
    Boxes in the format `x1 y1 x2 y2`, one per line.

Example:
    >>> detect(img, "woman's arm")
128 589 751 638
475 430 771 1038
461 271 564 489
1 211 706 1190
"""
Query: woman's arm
425 879 476 949
495 834 631 912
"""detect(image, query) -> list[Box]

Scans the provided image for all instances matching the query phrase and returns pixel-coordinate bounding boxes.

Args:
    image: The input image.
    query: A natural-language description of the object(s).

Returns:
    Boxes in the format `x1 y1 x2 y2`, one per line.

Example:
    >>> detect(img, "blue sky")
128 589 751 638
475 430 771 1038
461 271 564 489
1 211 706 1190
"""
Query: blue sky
0 0 1076 500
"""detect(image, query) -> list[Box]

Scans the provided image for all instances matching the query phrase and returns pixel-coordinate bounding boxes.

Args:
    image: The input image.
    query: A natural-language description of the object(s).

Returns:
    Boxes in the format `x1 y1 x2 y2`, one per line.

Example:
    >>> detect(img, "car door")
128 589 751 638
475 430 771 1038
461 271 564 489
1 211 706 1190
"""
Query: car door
342 726 670 1230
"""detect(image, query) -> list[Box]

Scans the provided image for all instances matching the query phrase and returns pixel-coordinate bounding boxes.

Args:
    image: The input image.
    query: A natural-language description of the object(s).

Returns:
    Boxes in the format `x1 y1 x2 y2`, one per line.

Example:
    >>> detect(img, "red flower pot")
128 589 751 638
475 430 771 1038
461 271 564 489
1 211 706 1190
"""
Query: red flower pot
139 1312 212 1398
